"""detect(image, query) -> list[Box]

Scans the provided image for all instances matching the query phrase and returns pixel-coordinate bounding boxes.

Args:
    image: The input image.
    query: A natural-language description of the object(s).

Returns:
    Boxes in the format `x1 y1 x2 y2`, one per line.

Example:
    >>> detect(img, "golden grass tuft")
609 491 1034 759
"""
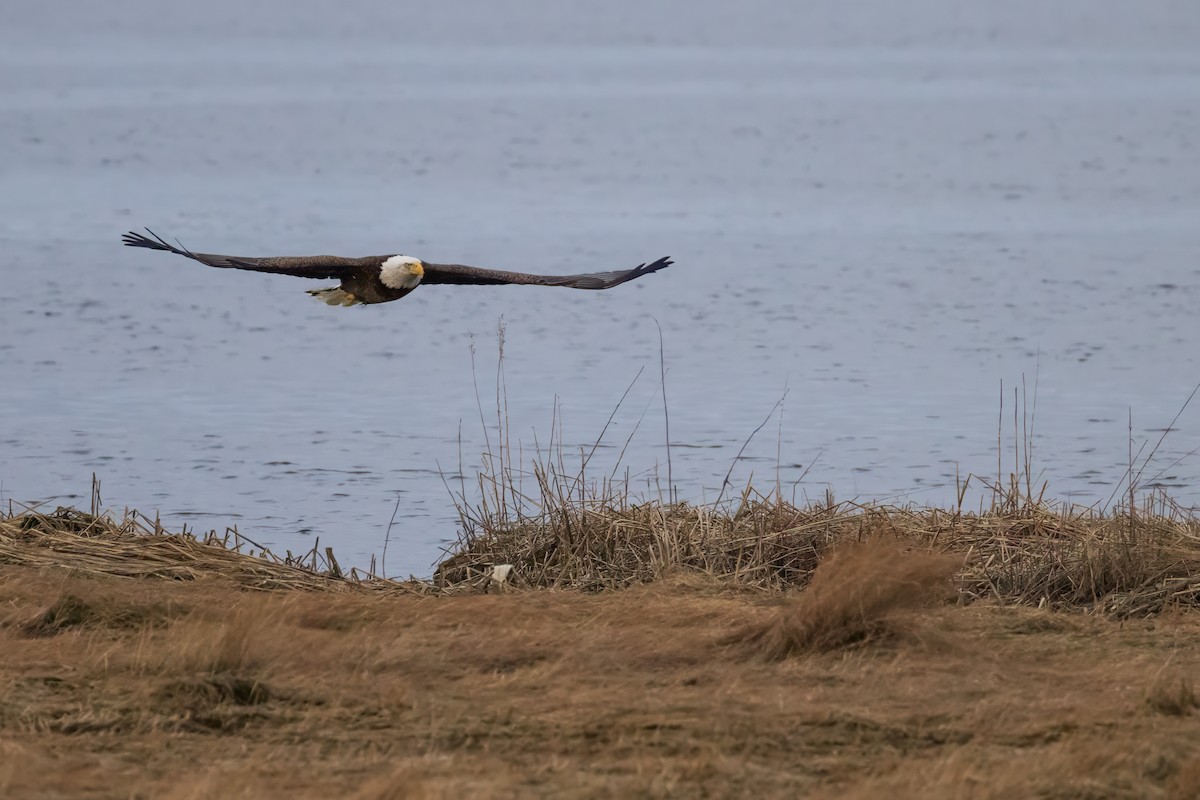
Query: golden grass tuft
729 539 960 658
152 606 276 676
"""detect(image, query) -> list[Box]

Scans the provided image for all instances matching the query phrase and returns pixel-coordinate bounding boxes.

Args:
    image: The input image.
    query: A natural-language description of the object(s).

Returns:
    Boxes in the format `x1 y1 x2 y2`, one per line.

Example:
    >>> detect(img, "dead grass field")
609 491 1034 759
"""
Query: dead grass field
4 515 1200 799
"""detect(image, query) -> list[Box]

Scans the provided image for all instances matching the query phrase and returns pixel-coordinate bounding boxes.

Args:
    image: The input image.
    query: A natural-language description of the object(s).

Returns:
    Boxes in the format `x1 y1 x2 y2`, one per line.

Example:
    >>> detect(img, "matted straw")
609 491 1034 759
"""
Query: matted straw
0 505 433 594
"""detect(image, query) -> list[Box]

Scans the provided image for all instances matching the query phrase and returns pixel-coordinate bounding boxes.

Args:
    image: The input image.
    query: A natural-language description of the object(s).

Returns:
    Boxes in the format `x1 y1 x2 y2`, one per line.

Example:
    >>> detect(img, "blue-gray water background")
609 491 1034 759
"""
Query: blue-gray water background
2 1 1198 576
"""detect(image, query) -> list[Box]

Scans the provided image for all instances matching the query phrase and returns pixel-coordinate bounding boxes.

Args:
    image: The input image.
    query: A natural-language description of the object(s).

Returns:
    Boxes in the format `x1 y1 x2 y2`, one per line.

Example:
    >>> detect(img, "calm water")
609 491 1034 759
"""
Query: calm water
2 1 1198 576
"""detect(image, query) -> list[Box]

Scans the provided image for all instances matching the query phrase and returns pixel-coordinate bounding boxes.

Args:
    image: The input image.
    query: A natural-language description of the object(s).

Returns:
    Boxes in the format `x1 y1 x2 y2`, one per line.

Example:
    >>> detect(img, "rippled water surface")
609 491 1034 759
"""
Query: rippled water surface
3 1 1199 576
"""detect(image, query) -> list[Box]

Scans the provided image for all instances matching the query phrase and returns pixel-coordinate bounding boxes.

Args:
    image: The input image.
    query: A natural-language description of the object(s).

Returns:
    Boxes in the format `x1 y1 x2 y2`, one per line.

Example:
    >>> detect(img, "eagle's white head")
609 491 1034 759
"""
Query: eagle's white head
379 255 425 289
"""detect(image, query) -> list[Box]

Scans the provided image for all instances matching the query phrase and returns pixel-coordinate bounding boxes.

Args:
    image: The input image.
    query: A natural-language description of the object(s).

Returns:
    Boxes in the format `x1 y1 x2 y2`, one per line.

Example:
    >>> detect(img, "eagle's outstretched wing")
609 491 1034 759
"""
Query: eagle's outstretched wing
421 257 673 289
121 229 364 279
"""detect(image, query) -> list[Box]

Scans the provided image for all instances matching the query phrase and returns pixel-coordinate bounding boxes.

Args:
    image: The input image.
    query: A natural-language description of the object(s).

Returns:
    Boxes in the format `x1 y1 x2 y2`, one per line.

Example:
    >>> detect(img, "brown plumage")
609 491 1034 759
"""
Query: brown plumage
121 229 672 307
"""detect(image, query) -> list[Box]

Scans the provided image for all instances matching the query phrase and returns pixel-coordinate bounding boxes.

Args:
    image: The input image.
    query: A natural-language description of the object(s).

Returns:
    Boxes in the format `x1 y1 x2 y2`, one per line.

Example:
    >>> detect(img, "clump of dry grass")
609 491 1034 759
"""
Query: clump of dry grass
17 588 180 637
730 539 960 658
20 594 100 637
435 451 1200 616
435 490 850 591
148 606 278 676
0 501 430 594
430 344 1200 615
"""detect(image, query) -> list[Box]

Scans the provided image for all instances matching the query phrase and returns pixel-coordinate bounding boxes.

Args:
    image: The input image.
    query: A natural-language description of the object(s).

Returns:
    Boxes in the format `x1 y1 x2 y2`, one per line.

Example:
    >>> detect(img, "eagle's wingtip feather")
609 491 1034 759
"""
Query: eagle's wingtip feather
122 231 153 248
121 228 188 256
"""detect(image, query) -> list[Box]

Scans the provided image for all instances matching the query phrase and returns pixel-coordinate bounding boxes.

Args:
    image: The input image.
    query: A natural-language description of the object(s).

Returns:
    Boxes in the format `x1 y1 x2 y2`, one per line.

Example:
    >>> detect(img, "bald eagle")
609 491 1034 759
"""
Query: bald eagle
121 229 672 307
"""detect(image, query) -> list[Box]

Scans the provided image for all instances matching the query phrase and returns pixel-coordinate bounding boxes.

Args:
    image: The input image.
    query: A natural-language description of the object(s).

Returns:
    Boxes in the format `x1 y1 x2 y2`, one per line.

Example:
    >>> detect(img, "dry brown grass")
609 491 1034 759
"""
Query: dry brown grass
4 482 1200 796
6 476 1200 621
1145 669 1200 716
729 539 961 658
2 560 1200 798
438 464 1200 617
0 504 404 590
0 503 462 607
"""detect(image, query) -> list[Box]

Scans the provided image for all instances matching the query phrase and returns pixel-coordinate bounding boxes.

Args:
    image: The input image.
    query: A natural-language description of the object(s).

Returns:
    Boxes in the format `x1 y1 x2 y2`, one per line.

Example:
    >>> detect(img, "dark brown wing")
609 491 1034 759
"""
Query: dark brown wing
421 257 673 289
121 229 365 279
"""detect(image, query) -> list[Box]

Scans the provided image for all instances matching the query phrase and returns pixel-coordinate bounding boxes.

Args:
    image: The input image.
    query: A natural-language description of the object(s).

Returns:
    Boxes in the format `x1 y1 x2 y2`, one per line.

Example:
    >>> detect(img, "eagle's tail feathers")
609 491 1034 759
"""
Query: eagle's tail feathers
306 286 360 306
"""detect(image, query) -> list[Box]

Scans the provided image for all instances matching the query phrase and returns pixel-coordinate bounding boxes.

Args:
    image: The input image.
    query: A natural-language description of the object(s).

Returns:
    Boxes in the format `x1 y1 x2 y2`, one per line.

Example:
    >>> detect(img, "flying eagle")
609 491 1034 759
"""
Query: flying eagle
121 229 672 306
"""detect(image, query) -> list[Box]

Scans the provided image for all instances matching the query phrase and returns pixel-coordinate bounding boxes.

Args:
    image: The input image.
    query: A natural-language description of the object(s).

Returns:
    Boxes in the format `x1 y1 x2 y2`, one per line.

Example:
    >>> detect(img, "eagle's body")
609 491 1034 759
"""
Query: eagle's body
121 230 672 306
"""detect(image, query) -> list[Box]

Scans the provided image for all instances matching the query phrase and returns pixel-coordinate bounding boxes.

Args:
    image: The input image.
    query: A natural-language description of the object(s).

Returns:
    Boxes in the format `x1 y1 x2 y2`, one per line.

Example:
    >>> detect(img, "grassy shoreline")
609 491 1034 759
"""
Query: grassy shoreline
4 483 1200 797
10 471 1200 615
441 487 1200 615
